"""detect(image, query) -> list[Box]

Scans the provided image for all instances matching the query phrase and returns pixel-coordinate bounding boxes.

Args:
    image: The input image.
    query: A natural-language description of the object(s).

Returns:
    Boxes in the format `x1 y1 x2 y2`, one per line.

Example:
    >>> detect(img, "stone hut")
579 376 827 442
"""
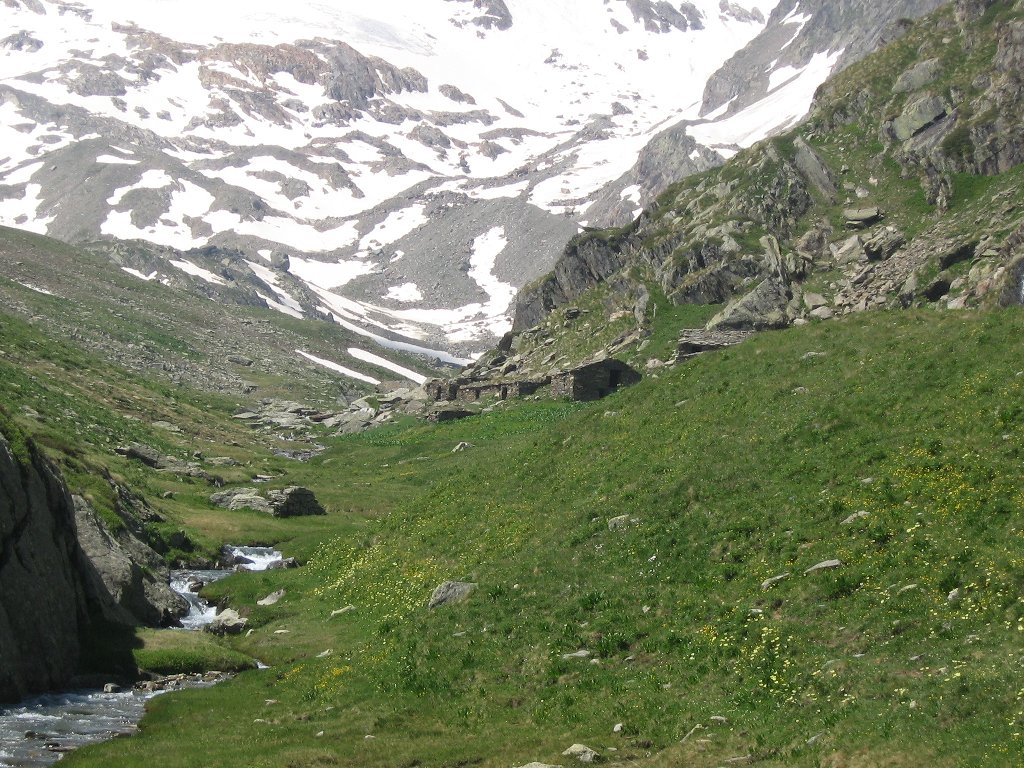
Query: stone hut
425 377 548 403
550 360 641 401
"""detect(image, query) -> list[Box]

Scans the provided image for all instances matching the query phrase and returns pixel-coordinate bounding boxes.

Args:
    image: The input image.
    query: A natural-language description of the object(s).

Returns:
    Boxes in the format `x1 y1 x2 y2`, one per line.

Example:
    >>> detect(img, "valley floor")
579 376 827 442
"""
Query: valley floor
4 308 1018 768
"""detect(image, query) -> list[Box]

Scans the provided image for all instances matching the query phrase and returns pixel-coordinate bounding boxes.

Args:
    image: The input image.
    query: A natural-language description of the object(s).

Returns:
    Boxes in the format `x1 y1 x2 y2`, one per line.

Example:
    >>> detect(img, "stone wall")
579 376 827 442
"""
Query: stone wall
550 360 641 401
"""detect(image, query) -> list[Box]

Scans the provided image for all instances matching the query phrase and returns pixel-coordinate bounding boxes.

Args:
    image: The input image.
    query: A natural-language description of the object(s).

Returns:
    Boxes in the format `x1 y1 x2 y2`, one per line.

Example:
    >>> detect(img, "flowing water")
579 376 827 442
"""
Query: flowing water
171 546 283 630
0 546 281 766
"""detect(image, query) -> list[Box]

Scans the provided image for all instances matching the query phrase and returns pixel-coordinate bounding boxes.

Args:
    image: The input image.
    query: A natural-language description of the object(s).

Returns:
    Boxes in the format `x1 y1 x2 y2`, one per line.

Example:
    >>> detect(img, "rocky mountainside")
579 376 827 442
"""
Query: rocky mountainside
0 424 132 702
0 224 444 405
586 0 950 227
509 0 1024 365
0 0 946 364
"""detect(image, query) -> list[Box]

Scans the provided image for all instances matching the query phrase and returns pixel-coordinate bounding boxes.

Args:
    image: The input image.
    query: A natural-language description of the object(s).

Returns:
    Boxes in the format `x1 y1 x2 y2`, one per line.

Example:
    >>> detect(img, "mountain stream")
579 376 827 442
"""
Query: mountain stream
0 546 281 767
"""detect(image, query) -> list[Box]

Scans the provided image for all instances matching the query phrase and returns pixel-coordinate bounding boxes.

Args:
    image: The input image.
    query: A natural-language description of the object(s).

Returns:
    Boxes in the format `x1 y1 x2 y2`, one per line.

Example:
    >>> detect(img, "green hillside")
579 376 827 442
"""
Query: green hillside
2 2 1023 767
50 307 1024 768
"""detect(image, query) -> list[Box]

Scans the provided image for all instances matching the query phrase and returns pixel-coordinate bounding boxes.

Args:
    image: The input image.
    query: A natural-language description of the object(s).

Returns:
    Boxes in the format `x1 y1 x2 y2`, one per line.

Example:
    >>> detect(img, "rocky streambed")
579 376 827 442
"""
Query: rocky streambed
0 546 281 767
0 674 228 768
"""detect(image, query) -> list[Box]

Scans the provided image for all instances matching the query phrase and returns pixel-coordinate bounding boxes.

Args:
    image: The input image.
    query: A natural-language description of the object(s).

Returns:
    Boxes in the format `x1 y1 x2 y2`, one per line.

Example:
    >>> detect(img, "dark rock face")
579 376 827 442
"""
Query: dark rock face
0 430 125 703
623 0 706 33
73 496 187 627
514 231 631 331
586 122 723 227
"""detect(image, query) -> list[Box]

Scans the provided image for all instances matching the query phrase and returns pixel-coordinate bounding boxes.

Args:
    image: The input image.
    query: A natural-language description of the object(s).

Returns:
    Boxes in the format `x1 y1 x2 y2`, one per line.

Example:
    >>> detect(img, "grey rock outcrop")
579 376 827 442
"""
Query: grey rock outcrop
0 429 127 703
210 486 325 517
514 230 631 331
428 581 477 609
72 496 187 627
707 278 792 331
586 122 723 227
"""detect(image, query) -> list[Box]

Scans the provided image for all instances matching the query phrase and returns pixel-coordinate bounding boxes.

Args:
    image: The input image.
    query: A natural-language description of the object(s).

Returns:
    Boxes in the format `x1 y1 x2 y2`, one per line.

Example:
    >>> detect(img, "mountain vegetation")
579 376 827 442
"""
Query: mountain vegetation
1 1 1023 767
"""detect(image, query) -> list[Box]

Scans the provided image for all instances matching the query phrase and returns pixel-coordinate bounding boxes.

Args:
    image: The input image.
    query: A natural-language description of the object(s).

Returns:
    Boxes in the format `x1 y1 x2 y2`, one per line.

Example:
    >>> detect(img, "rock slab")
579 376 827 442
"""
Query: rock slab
428 581 477 609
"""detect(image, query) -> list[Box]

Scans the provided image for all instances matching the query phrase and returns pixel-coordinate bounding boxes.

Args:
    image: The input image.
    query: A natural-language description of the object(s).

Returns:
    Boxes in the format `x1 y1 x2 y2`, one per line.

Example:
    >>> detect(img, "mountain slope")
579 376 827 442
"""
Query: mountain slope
0 225 444 398
512 0 1024 349
56 308 1024 768
0 0 945 355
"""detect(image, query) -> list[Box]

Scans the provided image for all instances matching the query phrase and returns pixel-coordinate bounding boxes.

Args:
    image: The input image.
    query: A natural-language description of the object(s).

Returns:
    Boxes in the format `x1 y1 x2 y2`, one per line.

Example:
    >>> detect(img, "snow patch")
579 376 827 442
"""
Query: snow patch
169 259 227 285
347 347 427 385
258 292 304 319
122 267 159 281
96 154 141 165
246 260 305 318
386 283 424 302
289 255 375 290
358 204 428 253
689 48 843 149
107 169 174 205
296 350 380 385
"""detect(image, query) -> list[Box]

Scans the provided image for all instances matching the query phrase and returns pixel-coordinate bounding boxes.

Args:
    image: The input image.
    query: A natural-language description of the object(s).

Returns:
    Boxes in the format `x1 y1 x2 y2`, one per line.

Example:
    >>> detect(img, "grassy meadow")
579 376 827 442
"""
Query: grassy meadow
21 307 1017 768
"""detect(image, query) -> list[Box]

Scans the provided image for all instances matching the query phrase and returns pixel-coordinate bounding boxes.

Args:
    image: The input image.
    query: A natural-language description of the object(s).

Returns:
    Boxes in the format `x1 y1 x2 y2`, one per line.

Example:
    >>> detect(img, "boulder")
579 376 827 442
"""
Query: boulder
761 573 790 590
265 487 326 518
257 590 286 606
205 609 247 636
832 234 866 264
561 649 592 660
562 744 600 763
863 227 906 261
893 94 948 141
212 485 324 518
803 292 828 311
843 208 882 229
209 488 273 514
893 58 942 93
707 278 791 331
804 559 843 575
428 581 477 609
607 515 634 531
116 442 162 468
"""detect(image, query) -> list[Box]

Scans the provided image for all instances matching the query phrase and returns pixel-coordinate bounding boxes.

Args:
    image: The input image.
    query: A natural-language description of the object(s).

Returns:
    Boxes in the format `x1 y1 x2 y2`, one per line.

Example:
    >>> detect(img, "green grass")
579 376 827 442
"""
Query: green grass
55 308 1024 768
132 629 258 675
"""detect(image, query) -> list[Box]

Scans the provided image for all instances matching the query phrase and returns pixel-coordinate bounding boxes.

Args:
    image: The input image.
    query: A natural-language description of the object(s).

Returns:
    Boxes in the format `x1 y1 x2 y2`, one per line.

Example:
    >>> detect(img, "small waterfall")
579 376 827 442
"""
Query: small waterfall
169 546 282 630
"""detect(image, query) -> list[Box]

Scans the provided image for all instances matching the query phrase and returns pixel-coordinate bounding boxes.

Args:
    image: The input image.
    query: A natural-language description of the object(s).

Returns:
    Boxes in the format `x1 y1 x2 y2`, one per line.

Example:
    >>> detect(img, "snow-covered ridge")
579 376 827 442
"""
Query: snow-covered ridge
0 0 863 372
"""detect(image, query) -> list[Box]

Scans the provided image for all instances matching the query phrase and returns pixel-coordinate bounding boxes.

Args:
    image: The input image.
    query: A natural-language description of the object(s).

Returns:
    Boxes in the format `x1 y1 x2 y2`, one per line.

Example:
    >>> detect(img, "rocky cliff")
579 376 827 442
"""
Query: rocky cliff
0 417 182 702
0 424 113 702
514 0 1024 343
